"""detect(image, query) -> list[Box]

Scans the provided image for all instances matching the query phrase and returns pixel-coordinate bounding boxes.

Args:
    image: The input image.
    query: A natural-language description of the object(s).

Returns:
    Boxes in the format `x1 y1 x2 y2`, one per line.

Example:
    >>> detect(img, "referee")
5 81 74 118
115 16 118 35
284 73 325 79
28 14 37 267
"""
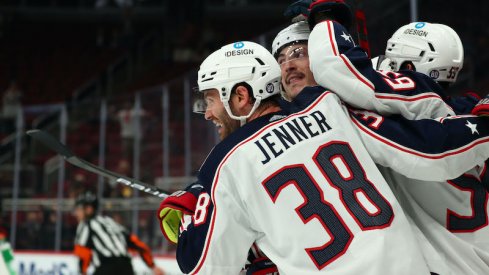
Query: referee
73 191 164 275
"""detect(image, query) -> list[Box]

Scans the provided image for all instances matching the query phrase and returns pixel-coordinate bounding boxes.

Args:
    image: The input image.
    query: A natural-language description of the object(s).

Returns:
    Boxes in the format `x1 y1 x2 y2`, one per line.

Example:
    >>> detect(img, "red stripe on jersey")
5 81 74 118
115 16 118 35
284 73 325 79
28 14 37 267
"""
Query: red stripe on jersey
351 115 489 159
252 243 263 258
374 93 443 102
325 20 374 92
481 163 488 178
339 54 375 91
374 93 455 114
191 92 332 274
327 21 338 56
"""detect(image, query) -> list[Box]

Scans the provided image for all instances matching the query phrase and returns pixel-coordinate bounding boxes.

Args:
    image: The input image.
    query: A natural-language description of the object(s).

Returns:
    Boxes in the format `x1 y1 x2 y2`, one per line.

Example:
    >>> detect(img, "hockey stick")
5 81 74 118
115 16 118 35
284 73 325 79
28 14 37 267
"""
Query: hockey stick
352 0 370 57
26 129 169 199
355 9 371 58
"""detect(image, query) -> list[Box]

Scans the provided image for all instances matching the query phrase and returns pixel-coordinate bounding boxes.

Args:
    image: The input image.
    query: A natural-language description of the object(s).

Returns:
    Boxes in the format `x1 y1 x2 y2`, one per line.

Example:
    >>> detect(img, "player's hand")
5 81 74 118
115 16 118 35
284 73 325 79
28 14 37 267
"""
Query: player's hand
308 0 352 30
471 93 489 116
284 0 312 19
152 266 165 275
157 185 203 244
245 257 279 275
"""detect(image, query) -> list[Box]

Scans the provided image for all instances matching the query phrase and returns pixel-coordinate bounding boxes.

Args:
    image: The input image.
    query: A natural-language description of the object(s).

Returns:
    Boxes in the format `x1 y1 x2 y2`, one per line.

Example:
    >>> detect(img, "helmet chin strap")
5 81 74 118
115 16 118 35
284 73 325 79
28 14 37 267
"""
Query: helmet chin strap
223 97 262 126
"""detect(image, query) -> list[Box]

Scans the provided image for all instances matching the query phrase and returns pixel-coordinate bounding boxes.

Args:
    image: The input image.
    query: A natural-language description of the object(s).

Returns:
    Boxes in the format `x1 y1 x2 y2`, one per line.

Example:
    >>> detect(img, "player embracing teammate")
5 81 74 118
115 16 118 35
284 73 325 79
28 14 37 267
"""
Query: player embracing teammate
156 0 489 274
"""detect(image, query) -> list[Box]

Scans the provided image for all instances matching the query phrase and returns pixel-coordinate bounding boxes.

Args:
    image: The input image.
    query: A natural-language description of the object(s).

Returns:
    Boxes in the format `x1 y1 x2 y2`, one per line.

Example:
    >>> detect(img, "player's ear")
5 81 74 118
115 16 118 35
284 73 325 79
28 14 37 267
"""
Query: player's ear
400 61 416 71
233 85 252 106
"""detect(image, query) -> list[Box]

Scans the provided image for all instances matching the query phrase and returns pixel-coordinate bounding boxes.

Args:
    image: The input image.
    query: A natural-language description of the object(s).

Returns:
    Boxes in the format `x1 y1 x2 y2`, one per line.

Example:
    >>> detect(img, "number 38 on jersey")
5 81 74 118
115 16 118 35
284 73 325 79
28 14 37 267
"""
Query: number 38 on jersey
262 141 394 270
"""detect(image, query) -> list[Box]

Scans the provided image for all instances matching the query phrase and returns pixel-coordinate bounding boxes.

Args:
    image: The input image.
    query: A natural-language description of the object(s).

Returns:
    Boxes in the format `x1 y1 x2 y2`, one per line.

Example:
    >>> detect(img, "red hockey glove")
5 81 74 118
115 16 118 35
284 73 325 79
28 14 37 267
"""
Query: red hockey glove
157 185 202 244
308 0 352 30
471 93 489 116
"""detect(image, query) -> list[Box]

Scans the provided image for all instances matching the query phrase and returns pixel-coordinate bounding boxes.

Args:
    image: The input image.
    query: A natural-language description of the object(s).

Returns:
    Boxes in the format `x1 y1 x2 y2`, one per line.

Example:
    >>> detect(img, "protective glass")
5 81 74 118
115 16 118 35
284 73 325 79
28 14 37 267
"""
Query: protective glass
277 45 308 67
192 88 207 114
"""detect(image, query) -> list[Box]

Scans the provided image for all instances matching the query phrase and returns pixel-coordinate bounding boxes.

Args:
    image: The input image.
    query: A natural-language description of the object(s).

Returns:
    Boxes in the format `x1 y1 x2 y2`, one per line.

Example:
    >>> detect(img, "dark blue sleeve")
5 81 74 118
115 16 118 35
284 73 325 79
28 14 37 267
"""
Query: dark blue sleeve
349 108 489 181
447 93 480 115
176 187 214 273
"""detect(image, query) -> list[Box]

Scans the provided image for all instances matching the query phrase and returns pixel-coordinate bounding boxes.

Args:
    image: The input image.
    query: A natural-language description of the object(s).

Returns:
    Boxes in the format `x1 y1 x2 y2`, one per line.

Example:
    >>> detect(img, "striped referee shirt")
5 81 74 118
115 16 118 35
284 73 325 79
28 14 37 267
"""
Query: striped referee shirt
74 215 154 273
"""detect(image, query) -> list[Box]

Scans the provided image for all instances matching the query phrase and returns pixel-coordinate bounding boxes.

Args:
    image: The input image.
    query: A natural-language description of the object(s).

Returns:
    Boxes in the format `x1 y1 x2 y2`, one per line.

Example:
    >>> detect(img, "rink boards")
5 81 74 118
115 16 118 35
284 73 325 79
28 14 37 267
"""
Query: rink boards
13 251 184 275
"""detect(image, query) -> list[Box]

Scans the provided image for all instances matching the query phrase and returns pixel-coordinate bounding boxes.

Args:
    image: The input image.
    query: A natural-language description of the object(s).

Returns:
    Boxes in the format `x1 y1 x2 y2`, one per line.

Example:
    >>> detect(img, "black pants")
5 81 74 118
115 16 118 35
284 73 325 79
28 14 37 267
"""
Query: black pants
93 257 135 275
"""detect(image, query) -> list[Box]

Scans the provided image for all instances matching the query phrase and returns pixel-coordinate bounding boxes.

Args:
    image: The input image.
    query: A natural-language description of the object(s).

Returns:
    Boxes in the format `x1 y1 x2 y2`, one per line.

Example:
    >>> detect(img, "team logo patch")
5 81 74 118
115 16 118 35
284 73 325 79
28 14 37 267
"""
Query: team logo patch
429 70 440 79
415 22 426 29
266 83 275 93
233 42 244 49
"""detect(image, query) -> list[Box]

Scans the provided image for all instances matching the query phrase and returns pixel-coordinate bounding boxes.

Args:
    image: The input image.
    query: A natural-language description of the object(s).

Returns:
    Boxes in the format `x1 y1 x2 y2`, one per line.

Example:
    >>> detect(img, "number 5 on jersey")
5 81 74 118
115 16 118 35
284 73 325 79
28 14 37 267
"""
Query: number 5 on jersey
263 141 394 270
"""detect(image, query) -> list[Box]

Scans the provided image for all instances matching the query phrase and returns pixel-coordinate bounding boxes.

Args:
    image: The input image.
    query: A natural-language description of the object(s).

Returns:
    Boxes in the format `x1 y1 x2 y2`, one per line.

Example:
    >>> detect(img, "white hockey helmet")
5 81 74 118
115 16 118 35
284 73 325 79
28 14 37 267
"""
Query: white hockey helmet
197 41 282 124
385 22 464 83
272 21 311 58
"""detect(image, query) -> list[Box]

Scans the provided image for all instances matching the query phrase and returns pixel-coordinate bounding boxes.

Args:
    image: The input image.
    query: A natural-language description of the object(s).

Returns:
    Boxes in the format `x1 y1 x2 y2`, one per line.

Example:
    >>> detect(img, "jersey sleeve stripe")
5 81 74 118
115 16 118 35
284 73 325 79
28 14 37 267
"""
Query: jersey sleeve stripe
326 20 339 56
374 92 455 113
339 54 375 91
374 92 444 102
351 114 489 159
324 20 374 92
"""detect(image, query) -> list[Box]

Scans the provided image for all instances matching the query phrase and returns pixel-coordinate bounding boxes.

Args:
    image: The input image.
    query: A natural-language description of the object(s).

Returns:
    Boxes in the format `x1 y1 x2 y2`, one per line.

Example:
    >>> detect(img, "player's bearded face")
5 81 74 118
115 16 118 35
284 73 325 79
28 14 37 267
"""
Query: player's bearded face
278 44 317 100
203 90 240 140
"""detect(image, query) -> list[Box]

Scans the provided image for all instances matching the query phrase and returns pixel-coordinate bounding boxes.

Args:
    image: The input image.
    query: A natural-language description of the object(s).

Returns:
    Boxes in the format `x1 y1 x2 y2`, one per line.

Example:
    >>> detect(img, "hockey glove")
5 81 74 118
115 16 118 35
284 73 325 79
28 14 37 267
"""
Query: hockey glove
446 92 480 115
284 0 312 19
308 0 353 30
158 185 202 244
471 93 489 116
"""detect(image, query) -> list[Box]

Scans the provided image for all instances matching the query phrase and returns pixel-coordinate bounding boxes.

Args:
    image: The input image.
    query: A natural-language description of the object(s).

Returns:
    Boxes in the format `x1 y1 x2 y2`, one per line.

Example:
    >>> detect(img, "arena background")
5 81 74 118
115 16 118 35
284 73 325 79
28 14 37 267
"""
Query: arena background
0 0 488 274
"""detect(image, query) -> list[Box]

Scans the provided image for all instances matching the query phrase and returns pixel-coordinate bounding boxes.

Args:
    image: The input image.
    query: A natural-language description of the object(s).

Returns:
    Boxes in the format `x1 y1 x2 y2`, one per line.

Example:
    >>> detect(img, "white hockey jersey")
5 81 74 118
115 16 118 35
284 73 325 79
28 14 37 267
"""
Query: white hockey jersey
175 89 489 275
308 20 489 274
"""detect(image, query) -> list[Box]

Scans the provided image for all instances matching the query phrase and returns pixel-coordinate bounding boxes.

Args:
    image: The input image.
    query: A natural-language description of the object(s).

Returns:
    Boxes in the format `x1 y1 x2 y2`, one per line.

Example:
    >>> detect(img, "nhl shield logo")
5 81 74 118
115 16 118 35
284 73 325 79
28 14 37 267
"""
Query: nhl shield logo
266 83 275 93
429 70 440 79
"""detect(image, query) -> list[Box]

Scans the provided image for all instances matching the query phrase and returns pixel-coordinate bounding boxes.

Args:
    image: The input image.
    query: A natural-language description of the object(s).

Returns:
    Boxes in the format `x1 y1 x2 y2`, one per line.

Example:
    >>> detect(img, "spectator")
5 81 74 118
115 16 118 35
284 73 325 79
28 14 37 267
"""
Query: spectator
117 101 147 159
17 208 43 249
1 80 22 134
2 80 22 119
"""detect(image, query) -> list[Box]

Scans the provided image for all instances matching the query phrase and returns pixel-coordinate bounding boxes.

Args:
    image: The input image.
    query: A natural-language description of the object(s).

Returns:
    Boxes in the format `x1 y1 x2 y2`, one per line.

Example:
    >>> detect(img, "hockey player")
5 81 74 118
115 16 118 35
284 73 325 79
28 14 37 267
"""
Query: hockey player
376 22 489 275
157 40 489 274
281 1 489 273
273 21 317 102
273 20 315 102
383 23 463 90
377 21 479 114
280 1 477 116
74 191 164 275
281 0 472 119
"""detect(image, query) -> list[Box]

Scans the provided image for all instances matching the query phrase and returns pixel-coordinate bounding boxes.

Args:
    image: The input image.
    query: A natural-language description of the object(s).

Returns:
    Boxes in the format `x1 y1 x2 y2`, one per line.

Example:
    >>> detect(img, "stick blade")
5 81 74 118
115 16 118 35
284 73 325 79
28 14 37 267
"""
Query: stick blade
26 129 74 158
